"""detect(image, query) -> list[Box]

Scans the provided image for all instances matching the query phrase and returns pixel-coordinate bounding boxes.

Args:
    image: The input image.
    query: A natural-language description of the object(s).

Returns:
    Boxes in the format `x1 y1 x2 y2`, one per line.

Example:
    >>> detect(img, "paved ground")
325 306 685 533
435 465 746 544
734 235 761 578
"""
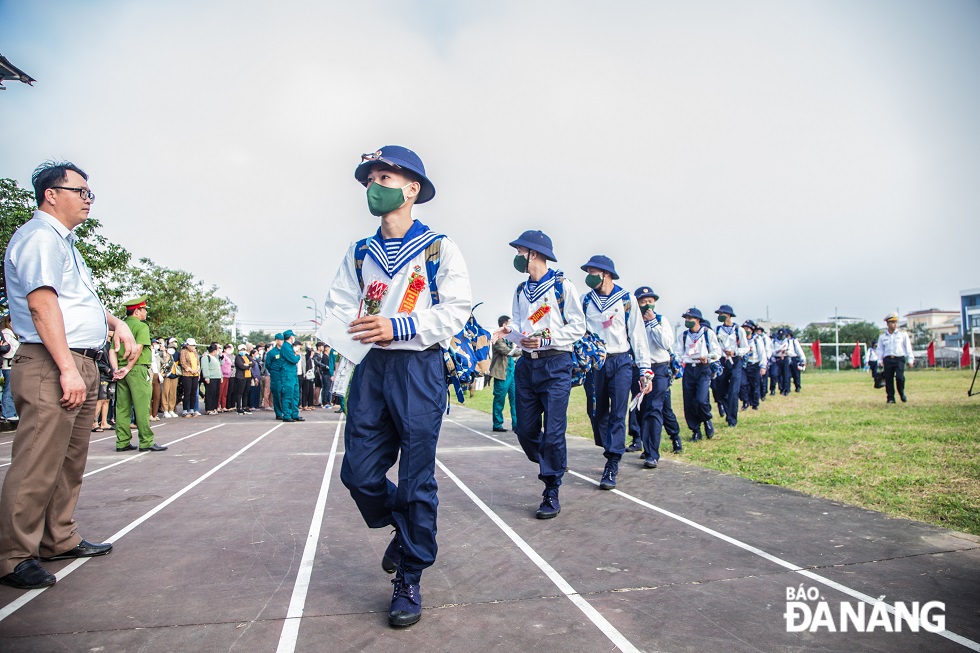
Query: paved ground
0 406 977 653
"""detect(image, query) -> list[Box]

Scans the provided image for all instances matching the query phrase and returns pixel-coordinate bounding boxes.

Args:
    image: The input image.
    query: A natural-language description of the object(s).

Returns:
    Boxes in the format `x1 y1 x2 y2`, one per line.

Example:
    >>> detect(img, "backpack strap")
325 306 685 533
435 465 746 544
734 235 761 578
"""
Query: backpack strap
353 237 372 290
554 274 568 326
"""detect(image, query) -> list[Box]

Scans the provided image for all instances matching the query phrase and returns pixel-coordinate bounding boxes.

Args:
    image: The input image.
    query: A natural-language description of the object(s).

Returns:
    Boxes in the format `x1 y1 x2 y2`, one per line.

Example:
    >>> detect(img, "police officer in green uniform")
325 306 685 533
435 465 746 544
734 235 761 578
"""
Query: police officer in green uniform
110 297 167 452
266 333 284 419
279 330 304 422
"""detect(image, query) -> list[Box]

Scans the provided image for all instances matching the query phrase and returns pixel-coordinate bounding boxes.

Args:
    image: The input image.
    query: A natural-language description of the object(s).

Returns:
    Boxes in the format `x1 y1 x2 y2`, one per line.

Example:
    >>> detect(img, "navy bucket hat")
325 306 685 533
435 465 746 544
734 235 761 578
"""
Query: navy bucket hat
580 255 619 280
715 304 736 317
354 146 436 204
509 230 557 262
682 307 704 321
634 286 659 301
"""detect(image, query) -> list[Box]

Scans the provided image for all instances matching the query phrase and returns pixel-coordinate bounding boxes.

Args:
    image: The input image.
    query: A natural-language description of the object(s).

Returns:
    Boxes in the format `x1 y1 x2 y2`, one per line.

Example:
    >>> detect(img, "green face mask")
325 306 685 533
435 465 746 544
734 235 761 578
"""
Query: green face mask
718 315 728 323
640 304 656 315
366 182 409 217
585 274 603 289
684 320 697 329
513 254 528 273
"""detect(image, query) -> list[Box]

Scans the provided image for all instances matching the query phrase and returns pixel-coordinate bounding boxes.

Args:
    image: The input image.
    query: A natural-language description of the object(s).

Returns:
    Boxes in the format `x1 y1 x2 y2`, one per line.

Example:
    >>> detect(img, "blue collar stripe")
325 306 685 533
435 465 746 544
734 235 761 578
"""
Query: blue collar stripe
365 221 442 278
523 269 558 304
588 285 628 312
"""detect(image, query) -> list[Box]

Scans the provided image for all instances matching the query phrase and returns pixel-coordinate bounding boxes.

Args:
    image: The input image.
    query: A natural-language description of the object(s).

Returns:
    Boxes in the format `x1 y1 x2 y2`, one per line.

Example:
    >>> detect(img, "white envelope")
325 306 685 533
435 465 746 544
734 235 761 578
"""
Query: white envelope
315 311 372 364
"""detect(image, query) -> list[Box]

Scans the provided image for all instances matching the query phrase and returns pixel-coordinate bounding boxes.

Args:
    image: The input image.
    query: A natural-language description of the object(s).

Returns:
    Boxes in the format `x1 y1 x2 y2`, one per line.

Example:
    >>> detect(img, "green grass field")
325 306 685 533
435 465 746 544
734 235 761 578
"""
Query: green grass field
459 369 980 536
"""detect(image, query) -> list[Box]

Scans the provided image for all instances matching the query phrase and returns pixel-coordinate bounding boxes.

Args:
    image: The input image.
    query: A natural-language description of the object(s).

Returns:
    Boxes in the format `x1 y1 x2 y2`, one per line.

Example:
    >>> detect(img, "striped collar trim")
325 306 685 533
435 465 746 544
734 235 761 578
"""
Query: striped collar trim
366 220 442 279
587 285 629 313
523 269 558 304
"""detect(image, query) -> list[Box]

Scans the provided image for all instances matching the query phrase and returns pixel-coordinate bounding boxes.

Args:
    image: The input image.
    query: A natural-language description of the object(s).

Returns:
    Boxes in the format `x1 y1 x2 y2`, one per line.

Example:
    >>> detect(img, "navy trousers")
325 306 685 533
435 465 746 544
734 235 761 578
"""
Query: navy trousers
514 352 572 490
681 363 713 433
790 357 802 391
740 362 761 408
715 357 743 426
340 348 445 586
638 362 679 461
584 352 632 463
773 357 791 395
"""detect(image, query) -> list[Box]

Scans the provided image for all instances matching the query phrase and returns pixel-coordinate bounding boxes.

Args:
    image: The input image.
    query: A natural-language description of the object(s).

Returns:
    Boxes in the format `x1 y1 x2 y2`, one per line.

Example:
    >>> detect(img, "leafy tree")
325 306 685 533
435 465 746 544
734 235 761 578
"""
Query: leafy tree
0 178 131 304
839 321 882 348
113 258 236 345
242 330 277 346
911 323 932 349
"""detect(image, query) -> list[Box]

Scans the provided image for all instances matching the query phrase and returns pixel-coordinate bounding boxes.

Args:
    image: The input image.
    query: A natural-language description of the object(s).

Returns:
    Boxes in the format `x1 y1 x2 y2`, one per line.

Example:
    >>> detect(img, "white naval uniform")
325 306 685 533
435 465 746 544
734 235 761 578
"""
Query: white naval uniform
511 269 586 352
582 286 652 370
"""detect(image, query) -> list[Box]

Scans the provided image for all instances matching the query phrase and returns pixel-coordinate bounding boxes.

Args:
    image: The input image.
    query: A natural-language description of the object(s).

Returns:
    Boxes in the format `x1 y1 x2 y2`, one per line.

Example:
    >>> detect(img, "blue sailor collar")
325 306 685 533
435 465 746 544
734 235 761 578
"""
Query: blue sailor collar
587 284 629 313
523 268 558 304
366 219 442 279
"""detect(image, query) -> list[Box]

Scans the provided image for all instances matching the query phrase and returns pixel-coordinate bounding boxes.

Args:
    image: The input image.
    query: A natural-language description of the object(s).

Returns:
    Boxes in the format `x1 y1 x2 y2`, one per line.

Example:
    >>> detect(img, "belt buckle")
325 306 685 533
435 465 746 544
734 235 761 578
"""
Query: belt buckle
530 351 539 360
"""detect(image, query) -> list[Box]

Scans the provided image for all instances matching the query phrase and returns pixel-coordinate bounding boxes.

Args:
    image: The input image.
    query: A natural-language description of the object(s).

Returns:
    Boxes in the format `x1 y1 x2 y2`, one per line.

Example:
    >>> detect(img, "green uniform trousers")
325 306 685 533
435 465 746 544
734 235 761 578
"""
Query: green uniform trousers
270 374 283 418
281 377 300 420
115 364 155 448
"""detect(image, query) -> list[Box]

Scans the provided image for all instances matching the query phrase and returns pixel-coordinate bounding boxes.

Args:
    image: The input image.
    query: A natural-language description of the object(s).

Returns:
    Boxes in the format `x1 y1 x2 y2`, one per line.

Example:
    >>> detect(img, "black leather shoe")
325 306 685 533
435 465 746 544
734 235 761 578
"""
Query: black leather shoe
294 417 306 422
42 539 112 561
705 420 715 439
116 444 137 452
0 559 56 589
887 398 896 404
492 427 508 432
900 394 907 402
643 458 658 469
139 444 168 452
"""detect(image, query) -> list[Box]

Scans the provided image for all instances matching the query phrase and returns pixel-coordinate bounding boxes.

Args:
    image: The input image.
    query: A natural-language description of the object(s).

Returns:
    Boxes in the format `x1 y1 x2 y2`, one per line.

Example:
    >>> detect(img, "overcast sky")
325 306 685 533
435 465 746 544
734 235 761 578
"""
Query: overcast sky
2 0 978 335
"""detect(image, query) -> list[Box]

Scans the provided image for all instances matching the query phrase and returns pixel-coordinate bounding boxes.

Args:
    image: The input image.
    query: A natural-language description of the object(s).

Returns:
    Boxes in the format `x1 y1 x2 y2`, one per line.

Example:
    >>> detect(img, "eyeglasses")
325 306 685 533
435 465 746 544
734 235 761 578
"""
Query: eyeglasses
51 186 95 201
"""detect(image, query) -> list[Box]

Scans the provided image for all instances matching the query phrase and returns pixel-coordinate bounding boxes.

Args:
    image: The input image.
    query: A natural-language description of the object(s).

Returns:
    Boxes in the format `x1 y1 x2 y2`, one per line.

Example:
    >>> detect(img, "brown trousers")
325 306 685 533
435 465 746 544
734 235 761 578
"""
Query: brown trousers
151 373 162 417
0 344 99 574
161 377 178 412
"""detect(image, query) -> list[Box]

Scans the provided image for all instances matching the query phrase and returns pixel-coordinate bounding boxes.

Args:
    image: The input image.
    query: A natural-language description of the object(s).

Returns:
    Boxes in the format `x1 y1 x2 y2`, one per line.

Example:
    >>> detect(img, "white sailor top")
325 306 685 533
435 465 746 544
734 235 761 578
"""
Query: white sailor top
582 285 651 368
715 324 750 358
772 337 790 358
511 269 586 352
788 337 806 360
674 326 722 365
323 220 472 351
745 334 767 366
644 314 674 365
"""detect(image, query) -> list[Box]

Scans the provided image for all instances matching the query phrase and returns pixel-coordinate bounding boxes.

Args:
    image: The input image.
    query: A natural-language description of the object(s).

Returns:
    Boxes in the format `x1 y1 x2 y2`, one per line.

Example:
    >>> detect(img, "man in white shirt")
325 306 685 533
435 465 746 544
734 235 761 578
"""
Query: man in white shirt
712 304 749 427
875 313 914 404
505 230 586 519
324 146 472 628
579 255 650 489
0 161 137 590
634 286 681 465
675 308 721 441
739 321 767 411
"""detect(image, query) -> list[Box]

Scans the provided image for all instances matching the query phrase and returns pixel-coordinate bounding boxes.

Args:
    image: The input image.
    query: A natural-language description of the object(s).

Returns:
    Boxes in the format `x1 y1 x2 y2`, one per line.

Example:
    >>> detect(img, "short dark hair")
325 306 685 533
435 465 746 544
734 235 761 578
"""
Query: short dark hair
208 343 219 353
126 307 138 316
498 315 511 327
32 160 88 206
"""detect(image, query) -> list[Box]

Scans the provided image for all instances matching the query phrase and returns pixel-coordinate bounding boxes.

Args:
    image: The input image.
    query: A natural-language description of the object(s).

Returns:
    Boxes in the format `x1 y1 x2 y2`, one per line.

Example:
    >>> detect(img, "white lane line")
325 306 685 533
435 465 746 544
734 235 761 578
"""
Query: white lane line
275 419 344 653
0 422 284 623
445 418 980 652
0 422 174 467
436 457 641 653
83 424 227 478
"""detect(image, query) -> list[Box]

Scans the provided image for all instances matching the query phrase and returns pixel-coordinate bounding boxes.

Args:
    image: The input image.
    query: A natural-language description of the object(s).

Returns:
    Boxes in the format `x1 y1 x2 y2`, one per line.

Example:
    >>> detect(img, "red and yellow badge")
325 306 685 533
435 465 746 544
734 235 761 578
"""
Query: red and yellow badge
529 300 551 325
398 266 426 314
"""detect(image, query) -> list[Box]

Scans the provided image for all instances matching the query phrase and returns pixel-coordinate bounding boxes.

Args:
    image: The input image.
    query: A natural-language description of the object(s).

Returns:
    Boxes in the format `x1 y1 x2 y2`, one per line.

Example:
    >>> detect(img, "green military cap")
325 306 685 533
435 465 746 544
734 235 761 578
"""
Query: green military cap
123 295 148 310
274 333 284 340
283 330 295 338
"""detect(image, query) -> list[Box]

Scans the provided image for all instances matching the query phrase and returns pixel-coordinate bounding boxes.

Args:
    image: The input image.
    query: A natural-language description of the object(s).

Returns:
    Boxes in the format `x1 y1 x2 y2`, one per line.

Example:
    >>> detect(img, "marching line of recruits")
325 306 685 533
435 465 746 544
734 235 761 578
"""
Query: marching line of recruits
319 145 823 629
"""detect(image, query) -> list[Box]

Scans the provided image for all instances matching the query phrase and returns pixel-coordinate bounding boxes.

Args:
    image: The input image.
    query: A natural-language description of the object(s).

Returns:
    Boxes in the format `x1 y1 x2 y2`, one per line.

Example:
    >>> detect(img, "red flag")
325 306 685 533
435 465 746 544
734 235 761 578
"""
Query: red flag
811 340 822 368
927 341 935 367
851 343 862 369
962 343 971 367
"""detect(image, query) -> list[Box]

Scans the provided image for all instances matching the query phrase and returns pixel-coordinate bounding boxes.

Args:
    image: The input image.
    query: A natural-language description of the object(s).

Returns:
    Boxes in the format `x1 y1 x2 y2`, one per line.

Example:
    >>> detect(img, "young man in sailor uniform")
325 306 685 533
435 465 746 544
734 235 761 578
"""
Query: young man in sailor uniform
876 313 914 404
324 146 472 628
579 255 651 489
634 286 681 466
674 308 721 441
712 305 749 428
786 329 806 393
770 328 792 396
757 326 772 402
739 321 767 411
504 230 585 519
